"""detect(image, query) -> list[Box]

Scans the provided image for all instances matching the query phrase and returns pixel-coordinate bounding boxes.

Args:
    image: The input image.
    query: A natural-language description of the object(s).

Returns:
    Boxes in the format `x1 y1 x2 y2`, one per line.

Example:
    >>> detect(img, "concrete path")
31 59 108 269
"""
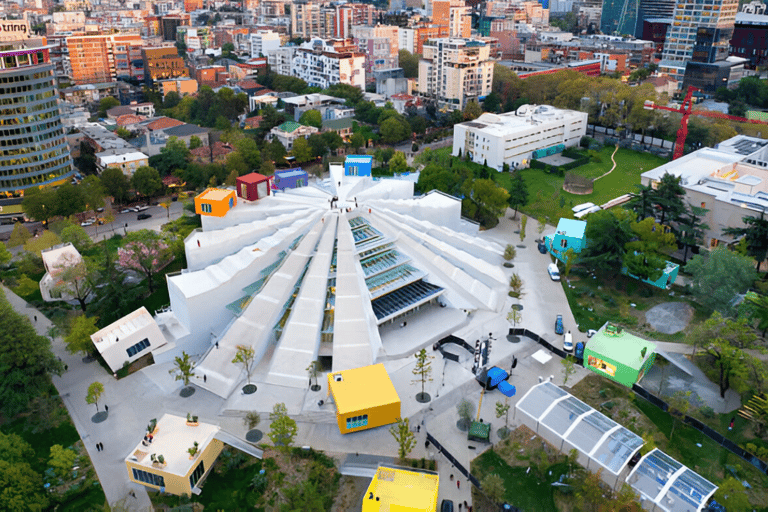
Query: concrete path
594 144 620 181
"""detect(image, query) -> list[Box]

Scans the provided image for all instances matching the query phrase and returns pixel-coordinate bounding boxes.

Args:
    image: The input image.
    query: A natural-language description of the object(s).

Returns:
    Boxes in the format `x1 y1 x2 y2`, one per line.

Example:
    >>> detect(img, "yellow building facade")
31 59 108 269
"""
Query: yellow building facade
362 465 439 512
125 414 224 496
328 363 401 435
194 188 237 217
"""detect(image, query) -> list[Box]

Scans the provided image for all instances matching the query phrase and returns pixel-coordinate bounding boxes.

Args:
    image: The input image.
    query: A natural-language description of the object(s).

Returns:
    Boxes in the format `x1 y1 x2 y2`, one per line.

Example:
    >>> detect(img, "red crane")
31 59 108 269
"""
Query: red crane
643 86 768 160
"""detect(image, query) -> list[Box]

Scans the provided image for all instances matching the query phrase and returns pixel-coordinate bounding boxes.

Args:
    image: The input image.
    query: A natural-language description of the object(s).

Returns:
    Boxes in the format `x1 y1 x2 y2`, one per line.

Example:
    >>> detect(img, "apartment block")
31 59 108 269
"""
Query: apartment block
418 38 494 109
292 38 365 89
265 46 296 75
432 0 472 37
352 25 400 77
291 1 377 39
67 34 143 85
157 77 199 97
250 30 281 57
143 46 189 82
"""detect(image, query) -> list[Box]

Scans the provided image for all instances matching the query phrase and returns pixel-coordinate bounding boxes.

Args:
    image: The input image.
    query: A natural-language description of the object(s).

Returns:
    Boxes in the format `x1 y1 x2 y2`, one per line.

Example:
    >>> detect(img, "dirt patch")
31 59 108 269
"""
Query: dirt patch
333 475 368 512
258 447 340 510
492 424 563 469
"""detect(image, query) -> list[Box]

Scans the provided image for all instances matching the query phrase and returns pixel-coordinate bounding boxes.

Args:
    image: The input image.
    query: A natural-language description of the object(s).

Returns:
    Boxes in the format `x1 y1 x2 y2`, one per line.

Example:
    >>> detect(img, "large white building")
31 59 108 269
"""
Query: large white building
249 30 280 58
451 105 588 171
265 46 296 76
641 135 768 252
39 243 83 302
292 38 365 89
418 38 494 109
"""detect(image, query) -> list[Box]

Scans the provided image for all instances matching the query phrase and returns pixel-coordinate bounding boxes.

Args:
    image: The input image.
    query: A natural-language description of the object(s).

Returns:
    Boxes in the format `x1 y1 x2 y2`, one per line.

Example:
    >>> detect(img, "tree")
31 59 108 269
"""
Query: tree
580 208 635 272
667 390 691 441
463 99 482 121
21 186 58 226
307 133 328 158
626 183 656 220
724 209 768 272
677 204 709 264
115 126 132 140
379 117 410 144
389 417 416 461
52 258 95 312
260 158 275 175
349 132 366 152
389 151 409 175
412 348 433 400
466 178 509 221
507 171 528 219
0 241 10 267
169 351 196 390
507 308 522 327
24 230 61 256
654 172 687 226
561 355 577 385
60 223 92 252
713 478 751 512
684 247 757 315
232 344 256 386
398 49 419 78
519 215 527 242
85 381 104 412
456 398 475 430
483 92 502 113
624 216 677 282
117 230 172 293
0 431 49 511
537 216 547 235
98 96 120 117
504 244 516 261
299 109 322 129
481 473 505 504
564 248 576 278
695 312 757 397
49 444 77 478
321 130 343 152
132 166 163 204
100 167 131 204
189 135 203 150
741 394 768 437
225 152 248 176
79 175 106 211
65 314 98 356
509 273 523 296
7 222 31 248
268 402 298 451
742 292 768 337
576 468 605 512
234 137 261 169
495 399 511 436
291 137 313 163
150 136 189 176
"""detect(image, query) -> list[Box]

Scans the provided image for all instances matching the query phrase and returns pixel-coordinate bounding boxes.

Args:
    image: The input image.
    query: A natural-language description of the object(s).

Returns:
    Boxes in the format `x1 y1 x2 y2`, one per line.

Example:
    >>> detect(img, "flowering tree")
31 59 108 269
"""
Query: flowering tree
117 230 172 293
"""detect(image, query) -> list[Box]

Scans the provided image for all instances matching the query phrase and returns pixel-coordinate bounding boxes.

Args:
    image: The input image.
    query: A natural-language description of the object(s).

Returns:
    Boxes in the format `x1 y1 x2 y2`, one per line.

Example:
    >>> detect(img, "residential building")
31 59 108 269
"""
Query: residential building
190 141 235 164
636 0 676 37
328 363 401 434
164 123 211 148
195 65 229 87
67 34 143 85
451 105 588 171
177 26 214 52
640 134 768 254
95 149 149 176
0 35 74 193
432 0 472 38
269 120 319 149
601 0 640 36
273 168 309 191
195 188 237 217
344 155 373 176
418 38 494 109
143 46 190 82
292 38 365 89
125 413 224 496
291 1 377 39
236 172 272 201
265 46 296 76
249 30 281 57
659 0 740 84
282 93 346 121
107 103 156 119
91 307 167 372
583 323 657 387
543 218 587 264
39 243 83 302
352 25 400 78
362 465 439 512
157 77 199 97
729 1 768 69
398 27 416 53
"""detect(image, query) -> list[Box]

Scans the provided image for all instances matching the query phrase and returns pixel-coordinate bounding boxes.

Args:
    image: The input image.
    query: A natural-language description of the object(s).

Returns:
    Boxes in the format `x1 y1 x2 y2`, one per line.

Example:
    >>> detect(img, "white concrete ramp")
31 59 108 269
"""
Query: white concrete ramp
194 217 328 398
265 215 338 388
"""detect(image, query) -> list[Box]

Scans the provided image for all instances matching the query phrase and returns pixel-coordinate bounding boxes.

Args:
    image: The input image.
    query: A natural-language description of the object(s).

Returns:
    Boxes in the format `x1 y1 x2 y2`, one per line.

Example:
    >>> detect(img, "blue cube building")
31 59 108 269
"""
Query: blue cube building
544 218 587 263
273 168 309 191
345 155 373 177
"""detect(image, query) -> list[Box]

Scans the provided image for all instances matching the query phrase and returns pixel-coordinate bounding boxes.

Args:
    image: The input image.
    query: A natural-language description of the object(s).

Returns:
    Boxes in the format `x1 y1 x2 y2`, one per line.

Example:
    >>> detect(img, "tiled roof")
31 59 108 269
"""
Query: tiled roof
243 116 262 128
237 79 260 90
115 114 146 126
145 117 185 131
276 121 302 133
107 105 136 117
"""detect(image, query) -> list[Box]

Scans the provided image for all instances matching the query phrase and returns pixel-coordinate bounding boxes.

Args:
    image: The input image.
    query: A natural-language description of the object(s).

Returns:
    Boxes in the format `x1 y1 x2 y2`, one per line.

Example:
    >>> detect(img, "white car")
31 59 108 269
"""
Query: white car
80 220 94 227
571 202 596 214
547 263 561 281
120 208 131 214
136 205 150 212
563 331 573 352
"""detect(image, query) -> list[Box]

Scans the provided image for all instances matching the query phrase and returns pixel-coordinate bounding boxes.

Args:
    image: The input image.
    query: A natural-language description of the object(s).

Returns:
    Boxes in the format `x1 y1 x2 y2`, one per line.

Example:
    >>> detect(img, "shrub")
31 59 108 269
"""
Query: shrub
699 406 715 419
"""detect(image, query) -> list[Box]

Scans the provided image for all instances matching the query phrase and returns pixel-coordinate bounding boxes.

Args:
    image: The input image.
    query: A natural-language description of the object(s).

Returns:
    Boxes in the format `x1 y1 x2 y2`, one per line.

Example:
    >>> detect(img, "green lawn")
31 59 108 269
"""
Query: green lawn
472 451 568 512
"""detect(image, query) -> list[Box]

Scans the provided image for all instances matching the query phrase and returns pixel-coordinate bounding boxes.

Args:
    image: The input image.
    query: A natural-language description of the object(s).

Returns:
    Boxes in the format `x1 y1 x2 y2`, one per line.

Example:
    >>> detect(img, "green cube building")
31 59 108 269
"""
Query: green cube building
583 323 656 388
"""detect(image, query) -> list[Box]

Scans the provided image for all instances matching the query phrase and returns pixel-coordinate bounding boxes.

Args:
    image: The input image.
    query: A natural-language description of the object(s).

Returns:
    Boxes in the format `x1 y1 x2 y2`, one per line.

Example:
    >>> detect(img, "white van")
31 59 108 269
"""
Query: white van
547 263 560 281
571 202 595 214
563 331 573 352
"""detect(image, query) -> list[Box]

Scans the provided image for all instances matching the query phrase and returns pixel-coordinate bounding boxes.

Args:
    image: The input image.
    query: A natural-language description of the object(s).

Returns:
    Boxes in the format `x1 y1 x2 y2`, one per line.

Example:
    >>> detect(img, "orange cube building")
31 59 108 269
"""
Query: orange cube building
194 188 236 217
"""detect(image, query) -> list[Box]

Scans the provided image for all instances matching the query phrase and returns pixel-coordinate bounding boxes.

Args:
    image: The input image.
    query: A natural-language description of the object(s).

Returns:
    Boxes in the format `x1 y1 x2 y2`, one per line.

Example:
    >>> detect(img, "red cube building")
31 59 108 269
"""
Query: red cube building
236 172 271 201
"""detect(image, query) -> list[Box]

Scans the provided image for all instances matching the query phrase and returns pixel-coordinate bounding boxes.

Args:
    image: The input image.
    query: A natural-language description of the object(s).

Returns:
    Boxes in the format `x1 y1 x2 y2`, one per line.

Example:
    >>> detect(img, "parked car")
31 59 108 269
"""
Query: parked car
555 314 564 335
441 500 454 512
575 341 585 359
120 208 132 214
96 207 105 212
538 241 548 254
80 220 94 227
136 205 150 212
547 263 561 281
587 329 597 338
563 331 573 352
137 213 152 220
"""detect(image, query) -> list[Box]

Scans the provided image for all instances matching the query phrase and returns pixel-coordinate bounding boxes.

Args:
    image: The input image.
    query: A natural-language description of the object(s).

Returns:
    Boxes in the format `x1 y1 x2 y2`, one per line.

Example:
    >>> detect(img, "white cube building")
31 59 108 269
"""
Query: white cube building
40 243 83 302
452 105 588 171
90 306 167 373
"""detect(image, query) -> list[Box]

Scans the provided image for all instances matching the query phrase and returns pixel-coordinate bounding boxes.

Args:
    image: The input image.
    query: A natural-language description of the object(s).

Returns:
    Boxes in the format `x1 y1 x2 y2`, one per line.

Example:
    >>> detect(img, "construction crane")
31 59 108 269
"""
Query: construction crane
643 86 768 160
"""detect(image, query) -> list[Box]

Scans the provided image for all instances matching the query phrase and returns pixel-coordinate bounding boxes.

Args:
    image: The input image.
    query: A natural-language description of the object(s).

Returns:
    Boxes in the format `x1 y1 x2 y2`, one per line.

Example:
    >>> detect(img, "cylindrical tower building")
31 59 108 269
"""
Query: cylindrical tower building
0 36 73 195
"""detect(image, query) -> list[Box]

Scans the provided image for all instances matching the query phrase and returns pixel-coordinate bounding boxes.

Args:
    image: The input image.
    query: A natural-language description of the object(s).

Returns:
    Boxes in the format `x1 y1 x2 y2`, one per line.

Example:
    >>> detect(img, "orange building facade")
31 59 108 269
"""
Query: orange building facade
67 34 143 85
143 46 190 81
195 188 237 217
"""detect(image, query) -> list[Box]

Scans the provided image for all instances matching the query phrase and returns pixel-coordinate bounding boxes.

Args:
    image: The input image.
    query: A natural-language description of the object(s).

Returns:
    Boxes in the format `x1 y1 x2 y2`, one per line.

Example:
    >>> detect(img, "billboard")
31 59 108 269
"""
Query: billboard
0 21 30 42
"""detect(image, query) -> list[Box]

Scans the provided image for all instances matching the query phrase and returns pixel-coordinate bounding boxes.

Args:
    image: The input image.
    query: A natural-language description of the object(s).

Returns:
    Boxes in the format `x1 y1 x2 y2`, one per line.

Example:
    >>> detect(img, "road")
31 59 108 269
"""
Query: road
83 200 187 242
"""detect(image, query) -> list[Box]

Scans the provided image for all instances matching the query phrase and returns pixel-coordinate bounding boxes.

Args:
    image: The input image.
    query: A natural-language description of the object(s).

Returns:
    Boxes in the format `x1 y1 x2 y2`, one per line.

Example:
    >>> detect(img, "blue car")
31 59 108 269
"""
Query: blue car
575 341 585 359
555 314 564 335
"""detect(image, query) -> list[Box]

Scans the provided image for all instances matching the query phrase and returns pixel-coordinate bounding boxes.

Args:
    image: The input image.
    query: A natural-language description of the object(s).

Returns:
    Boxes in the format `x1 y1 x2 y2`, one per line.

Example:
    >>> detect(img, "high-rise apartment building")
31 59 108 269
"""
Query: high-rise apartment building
291 1 377 39
0 34 74 195
67 34 143 85
432 0 472 38
418 38 494 108
601 0 640 36
659 0 739 82
636 0 676 38
265 47 296 75
352 25 399 77
250 30 281 58
143 46 190 82
292 38 365 89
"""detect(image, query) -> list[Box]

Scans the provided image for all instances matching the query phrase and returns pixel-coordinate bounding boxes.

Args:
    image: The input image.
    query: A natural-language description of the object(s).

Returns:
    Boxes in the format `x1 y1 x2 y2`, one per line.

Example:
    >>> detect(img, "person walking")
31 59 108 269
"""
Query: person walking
457 479 460 489
203 375 207 383
96 443 100 452
34 315 37 322
104 405 108 413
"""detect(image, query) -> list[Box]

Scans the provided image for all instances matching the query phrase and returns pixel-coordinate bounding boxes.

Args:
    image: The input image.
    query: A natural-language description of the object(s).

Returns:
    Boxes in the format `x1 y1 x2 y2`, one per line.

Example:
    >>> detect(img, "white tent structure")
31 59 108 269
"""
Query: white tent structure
515 381 644 487
626 449 717 512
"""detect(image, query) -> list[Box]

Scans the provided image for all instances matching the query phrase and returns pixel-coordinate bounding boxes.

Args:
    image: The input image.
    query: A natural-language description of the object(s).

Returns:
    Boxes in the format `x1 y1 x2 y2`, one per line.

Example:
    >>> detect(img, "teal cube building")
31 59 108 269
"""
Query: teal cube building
583 323 656 388
344 155 373 177
544 218 587 263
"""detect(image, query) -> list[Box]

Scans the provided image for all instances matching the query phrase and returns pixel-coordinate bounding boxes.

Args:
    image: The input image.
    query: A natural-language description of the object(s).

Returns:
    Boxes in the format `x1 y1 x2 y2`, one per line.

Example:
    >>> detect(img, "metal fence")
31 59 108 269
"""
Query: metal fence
425 432 481 489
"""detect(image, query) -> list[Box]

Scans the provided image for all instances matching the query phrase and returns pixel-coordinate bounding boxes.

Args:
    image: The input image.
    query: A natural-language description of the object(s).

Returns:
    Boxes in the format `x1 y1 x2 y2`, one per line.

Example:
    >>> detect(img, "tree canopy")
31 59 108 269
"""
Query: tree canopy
685 247 757 315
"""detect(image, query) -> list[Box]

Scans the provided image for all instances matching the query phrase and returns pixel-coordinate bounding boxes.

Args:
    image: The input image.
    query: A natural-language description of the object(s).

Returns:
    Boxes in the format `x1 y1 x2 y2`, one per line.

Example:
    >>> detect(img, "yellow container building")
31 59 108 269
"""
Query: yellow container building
125 414 224 496
362 465 440 512
194 188 236 217
328 363 401 434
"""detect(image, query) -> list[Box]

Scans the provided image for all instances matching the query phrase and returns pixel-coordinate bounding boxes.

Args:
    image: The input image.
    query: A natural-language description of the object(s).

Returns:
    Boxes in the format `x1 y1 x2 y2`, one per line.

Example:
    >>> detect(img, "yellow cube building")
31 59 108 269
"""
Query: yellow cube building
125 414 224 496
328 363 401 434
194 188 236 217
362 465 440 512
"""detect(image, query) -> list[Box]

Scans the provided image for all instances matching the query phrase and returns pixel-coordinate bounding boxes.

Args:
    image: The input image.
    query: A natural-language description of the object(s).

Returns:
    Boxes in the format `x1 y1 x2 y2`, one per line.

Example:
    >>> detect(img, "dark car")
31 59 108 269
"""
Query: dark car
137 213 152 220
575 341 585 359
537 242 548 254
441 500 454 512
555 314 564 335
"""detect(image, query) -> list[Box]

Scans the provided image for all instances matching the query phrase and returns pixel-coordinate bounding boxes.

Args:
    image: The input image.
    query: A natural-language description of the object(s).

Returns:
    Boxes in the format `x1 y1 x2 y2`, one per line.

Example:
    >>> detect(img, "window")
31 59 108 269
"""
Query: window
132 468 165 487
201 203 212 213
560 239 568 248
189 460 206 489
345 414 369 429
229 197 234 208
126 338 151 357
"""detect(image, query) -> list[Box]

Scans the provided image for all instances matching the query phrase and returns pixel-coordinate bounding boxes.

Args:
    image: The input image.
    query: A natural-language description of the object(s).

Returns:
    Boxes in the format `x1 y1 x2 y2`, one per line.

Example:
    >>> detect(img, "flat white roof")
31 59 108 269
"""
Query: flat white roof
91 306 155 349
97 151 148 164
41 243 81 274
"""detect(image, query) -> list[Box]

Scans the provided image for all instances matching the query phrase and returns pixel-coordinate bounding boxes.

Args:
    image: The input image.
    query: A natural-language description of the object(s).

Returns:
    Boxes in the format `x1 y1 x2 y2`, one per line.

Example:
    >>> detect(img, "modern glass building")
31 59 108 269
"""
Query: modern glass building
0 37 73 194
